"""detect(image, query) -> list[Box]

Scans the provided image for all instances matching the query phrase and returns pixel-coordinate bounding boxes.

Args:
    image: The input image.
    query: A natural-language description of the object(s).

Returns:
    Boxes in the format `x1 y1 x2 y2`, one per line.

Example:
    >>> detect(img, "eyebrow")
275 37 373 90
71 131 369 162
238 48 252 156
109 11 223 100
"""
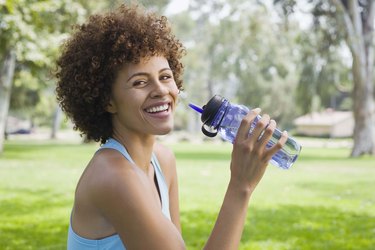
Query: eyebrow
127 68 172 82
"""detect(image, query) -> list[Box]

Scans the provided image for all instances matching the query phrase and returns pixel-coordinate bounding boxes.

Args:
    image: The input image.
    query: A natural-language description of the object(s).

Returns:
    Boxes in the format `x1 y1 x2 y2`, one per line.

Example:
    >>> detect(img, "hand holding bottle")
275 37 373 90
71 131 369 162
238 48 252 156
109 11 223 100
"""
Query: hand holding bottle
189 95 302 169
229 109 288 192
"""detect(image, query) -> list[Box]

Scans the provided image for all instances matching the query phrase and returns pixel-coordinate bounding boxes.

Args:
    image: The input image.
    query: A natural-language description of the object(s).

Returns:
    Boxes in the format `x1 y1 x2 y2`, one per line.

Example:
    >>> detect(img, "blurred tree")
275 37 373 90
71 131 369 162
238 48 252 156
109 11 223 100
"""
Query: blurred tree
87 0 170 13
0 0 173 150
0 50 16 152
183 0 300 128
0 0 87 152
232 5 300 127
295 27 351 114
274 0 375 156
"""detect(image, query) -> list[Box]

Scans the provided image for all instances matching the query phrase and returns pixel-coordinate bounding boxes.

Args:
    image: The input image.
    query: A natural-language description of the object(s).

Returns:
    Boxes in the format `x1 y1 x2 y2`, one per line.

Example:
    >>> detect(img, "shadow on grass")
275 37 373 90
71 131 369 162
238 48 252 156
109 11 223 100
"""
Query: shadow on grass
0 188 70 217
0 188 71 249
1 199 373 249
2 143 87 160
181 205 375 250
1 143 96 169
0 222 68 250
174 151 231 161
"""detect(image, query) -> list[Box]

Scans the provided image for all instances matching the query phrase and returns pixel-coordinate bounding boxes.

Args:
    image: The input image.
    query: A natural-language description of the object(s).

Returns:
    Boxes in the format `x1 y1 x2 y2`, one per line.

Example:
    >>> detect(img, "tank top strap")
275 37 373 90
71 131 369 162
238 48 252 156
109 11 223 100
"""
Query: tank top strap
98 138 135 164
151 153 171 220
98 138 171 220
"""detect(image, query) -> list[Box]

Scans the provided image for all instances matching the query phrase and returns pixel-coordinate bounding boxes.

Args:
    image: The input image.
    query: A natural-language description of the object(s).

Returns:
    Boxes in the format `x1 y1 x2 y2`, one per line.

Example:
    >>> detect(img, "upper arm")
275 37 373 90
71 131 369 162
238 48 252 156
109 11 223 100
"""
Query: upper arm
91 157 184 249
154 143 181 232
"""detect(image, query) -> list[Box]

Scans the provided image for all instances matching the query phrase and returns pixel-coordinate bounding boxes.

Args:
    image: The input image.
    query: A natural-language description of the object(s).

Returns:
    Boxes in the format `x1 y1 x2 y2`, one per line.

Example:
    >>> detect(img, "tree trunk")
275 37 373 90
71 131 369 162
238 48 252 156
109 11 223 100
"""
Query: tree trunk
351 53 375 156
332 0 375 156
0 50 16 154
50 106 63 139
349 0 375 156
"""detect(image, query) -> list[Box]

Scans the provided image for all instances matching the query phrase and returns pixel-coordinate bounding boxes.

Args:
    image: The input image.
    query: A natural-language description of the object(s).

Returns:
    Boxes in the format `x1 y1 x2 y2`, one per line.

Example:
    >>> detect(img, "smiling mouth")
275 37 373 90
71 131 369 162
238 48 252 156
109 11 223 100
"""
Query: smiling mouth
145 103 170 113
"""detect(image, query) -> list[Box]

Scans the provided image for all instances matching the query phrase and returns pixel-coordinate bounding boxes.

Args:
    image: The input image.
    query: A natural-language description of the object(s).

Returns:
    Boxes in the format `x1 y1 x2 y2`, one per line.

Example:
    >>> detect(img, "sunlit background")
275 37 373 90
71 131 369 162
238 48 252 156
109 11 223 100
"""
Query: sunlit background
0 0 374 249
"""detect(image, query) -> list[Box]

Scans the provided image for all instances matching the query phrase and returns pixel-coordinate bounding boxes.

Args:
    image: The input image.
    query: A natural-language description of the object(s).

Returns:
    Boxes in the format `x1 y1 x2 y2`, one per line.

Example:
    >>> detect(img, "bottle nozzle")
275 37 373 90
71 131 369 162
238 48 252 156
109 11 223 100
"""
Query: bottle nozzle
188 103 203 114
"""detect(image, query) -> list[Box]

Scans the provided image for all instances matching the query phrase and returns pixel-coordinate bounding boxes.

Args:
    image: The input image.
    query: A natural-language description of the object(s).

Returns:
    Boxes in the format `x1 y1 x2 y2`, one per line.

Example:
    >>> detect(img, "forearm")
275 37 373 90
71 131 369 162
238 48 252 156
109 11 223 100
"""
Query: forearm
204 180 252 250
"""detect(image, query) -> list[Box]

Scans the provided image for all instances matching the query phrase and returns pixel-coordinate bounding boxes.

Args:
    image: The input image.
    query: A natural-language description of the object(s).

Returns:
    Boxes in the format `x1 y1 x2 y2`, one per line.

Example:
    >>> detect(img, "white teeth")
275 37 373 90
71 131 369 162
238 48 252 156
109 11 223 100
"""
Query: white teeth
146 104 169 113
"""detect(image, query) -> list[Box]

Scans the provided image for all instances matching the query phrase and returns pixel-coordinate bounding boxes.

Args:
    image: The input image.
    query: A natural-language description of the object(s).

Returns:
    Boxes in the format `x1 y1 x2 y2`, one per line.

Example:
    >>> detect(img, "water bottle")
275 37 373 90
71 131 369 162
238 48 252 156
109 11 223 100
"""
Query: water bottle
189 95 301 169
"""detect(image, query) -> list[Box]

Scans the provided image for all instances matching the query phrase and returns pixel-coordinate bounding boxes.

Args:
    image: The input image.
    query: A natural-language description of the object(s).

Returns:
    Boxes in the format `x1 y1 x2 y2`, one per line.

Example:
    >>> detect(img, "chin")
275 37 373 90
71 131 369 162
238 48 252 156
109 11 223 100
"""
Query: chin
156 127 173 135
157 119 174 134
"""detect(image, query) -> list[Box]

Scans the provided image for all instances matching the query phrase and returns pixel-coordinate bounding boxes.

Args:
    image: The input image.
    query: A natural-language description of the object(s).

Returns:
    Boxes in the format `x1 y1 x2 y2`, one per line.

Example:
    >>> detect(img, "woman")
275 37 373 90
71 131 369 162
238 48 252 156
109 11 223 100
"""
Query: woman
55 4 287 250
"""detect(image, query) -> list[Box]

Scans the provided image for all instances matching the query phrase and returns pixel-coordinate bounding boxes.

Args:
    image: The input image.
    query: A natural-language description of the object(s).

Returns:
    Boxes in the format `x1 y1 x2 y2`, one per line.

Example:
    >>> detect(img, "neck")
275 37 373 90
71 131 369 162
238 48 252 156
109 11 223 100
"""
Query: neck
112 129 156 172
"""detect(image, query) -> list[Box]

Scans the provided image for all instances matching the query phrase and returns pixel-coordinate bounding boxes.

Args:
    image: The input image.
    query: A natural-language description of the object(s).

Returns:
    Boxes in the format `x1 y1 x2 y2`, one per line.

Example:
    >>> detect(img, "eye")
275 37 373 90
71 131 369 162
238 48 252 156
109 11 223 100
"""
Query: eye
132 80 148 88
160 74 173 81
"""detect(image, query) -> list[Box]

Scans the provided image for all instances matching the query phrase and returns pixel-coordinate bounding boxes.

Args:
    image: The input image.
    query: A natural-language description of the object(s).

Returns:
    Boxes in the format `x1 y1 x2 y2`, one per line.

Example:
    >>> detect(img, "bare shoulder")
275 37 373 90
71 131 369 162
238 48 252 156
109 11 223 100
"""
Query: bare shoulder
77 149 184 248
88 148 143 192
86 148 161 220
79 149 143 205
153 143 177 186
154 143 176 164
73 148 145 238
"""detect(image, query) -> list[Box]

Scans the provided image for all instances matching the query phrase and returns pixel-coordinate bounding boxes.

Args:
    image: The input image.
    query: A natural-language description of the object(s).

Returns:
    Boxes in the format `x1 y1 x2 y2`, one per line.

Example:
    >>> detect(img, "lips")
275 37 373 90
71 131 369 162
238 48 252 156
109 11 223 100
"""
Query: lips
145 103 170 113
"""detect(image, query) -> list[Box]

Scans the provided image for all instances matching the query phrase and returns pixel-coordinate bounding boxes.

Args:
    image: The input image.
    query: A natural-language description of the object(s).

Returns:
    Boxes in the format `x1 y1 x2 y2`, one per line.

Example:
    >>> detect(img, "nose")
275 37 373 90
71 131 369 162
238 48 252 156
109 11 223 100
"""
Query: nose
150 80 169 98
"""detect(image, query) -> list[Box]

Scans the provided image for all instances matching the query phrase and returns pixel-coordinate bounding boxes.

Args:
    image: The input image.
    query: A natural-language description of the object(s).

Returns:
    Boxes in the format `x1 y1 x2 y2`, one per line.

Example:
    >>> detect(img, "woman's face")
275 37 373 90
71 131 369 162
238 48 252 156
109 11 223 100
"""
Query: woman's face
108 56 179 137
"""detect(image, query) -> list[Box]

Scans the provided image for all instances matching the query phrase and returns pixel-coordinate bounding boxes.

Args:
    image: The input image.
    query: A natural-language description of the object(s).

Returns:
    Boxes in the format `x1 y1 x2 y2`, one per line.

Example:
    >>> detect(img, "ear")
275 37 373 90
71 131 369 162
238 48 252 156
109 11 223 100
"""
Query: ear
106 98 117 114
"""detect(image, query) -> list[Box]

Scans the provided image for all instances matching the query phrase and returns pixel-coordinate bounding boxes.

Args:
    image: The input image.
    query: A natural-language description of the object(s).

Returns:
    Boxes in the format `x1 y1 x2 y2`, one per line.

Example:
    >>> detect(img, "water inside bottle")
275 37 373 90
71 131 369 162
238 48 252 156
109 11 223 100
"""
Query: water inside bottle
219 121 301 169
266 137 299 169
189 98 301 169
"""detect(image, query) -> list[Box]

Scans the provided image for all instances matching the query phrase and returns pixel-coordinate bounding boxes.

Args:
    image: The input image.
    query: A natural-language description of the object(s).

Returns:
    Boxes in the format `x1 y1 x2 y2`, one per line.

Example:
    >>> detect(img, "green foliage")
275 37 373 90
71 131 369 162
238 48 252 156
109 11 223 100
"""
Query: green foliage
0 0 87 59
0 0 87 123
295 27 351 114
274 0 353 115
1 0 357 130
10 70 41 109
1 0 173 128
85 0 171 14
0 140 374 249
175 1 303 128
233 8 300 126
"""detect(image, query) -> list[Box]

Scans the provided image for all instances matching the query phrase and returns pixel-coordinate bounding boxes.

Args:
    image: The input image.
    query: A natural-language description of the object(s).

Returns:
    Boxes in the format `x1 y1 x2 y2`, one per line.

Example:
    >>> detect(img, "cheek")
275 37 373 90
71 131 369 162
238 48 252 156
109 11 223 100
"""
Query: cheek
172 86 179 96
169 83 179 96
170 85 180 105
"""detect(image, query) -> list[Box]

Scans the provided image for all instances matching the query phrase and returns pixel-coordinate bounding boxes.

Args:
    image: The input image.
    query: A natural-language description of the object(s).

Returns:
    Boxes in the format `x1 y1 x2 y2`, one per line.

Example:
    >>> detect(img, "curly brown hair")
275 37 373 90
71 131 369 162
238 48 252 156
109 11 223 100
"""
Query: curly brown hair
55 4 185 144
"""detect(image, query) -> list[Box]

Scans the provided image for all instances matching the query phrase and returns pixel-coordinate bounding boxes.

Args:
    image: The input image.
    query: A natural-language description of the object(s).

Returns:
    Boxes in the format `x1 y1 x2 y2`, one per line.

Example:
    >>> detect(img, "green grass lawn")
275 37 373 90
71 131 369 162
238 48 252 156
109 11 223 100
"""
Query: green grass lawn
0 139 374 249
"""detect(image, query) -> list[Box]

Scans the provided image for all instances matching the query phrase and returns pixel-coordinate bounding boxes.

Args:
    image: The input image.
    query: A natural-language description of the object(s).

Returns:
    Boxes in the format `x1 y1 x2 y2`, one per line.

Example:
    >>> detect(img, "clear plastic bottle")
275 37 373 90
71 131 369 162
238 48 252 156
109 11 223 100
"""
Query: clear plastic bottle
189 95 302 169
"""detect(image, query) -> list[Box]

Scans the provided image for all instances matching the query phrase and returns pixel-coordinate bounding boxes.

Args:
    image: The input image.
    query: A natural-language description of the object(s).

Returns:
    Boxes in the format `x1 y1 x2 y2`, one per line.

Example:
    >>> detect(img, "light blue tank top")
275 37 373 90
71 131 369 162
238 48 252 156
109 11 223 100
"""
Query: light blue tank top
67 138 171 250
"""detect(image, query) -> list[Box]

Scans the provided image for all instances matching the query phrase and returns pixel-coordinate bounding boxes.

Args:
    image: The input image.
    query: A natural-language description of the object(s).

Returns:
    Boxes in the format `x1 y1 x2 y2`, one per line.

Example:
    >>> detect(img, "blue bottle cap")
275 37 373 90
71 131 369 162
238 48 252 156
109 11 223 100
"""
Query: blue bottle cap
200 95 224 124
188 103 203 113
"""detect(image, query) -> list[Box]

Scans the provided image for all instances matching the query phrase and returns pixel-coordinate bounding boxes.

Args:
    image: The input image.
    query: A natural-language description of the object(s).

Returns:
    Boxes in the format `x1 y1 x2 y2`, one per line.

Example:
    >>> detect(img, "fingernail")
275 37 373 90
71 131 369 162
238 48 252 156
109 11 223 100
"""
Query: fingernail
253 107 261 113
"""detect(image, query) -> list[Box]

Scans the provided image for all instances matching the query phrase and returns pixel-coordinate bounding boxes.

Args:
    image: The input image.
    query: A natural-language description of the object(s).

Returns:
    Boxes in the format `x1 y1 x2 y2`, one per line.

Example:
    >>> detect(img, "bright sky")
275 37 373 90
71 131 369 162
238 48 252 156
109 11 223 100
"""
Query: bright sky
165 0 313 30
165 0 189 14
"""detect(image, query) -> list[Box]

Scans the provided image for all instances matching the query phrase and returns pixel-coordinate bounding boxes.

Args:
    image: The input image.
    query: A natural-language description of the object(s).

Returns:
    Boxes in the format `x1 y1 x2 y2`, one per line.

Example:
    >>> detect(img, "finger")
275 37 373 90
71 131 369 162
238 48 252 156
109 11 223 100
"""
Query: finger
235 108 261 142
266 130 288 158
258 119 276 149
248 114 270 145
